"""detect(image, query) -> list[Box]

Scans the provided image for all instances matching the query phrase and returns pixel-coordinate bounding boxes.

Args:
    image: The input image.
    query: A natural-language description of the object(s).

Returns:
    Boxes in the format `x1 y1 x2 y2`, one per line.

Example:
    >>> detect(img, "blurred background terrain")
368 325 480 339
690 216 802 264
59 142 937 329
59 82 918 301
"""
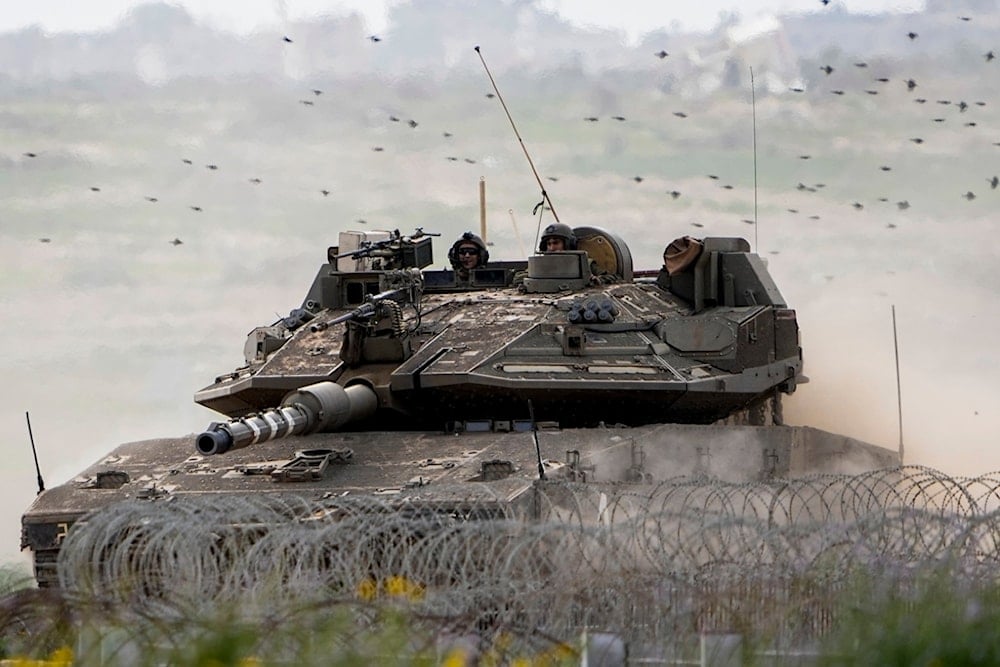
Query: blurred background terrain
2 0 998 567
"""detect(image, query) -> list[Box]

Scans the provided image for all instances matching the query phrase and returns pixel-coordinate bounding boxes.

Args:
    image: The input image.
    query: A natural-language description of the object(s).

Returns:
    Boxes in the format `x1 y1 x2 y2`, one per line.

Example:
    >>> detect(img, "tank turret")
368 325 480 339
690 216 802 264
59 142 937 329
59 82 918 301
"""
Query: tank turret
193 225 802 438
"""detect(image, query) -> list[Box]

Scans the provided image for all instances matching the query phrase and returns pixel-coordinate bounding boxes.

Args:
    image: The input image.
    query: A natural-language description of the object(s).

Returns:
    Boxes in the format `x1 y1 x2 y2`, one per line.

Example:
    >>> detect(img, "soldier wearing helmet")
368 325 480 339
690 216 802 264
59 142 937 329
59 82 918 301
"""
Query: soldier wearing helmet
448 231 489 282
538 223 576 252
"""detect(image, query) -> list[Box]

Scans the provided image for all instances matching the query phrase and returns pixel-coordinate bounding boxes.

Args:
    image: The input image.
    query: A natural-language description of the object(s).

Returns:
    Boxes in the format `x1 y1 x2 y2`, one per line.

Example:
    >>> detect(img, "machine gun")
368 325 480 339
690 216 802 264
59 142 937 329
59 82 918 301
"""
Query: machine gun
333 228 439 270
309 286 410 333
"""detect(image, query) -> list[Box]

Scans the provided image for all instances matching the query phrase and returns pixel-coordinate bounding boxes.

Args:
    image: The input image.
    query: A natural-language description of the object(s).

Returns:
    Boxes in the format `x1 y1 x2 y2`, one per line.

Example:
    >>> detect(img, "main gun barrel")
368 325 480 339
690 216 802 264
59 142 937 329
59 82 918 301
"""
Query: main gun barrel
196 381 378 455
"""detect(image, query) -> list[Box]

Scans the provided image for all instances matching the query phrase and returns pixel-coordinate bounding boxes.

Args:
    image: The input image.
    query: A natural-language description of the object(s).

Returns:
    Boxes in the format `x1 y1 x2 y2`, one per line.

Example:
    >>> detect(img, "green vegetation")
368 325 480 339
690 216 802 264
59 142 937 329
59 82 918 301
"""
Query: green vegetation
820 570 1000 666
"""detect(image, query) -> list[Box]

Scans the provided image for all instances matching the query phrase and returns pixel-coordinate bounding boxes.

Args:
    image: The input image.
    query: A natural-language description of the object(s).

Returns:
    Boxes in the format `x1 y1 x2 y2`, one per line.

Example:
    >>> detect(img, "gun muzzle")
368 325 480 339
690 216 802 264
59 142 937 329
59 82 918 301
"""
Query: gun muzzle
195 382 378 455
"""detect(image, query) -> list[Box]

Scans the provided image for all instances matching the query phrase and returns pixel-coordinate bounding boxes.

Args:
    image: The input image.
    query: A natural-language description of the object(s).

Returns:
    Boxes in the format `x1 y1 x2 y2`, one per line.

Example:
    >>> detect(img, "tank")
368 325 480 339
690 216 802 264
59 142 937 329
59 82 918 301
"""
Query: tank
20 225 899 587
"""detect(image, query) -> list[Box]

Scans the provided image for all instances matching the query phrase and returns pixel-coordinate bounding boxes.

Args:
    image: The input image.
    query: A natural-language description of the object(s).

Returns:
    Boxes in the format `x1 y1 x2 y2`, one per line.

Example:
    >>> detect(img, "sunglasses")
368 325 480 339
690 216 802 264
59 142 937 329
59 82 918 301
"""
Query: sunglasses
457 248 479 256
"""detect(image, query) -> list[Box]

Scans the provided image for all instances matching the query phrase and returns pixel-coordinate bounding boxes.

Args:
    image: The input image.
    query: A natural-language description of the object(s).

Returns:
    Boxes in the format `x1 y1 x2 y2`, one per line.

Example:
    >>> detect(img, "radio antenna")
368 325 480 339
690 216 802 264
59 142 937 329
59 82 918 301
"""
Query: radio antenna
891 305 904 464
527 399 547 481
508 208 528 257
474 46 560 229
25 411 45 495
750 66 759 251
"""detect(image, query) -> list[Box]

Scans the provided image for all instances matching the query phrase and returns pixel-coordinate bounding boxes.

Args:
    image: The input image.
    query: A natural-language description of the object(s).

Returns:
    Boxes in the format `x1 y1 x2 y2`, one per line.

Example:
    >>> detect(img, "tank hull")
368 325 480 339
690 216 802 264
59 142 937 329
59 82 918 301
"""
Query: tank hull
21 423 897 588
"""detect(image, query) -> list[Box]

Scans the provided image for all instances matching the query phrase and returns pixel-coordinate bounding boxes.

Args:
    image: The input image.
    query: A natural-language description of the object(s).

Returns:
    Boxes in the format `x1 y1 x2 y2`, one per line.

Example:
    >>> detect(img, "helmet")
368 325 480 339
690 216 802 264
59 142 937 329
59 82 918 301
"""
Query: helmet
538 223 577 252
448 231 489 270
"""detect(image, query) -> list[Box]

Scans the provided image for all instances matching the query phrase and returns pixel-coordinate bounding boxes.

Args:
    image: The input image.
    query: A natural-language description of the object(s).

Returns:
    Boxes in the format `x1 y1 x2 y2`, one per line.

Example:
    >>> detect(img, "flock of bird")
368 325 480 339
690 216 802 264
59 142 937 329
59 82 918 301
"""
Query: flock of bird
13 8 1000 248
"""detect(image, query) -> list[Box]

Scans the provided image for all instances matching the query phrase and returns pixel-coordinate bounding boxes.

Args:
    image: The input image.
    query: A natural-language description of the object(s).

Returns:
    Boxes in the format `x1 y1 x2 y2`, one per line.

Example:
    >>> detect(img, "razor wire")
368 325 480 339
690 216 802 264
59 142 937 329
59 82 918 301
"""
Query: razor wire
53 466 1000 652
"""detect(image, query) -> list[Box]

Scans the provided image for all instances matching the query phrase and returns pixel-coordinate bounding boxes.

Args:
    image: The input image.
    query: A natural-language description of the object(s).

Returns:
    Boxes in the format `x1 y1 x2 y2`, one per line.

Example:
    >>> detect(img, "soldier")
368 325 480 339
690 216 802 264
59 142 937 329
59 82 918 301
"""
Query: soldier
538 222 576 252
448 231 489 282
537 223 618 284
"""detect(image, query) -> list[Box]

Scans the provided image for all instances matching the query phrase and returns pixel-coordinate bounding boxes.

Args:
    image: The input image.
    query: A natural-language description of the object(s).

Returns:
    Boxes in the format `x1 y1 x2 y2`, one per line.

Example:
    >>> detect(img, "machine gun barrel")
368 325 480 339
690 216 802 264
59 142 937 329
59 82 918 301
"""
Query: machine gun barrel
309 288 407 332
196 381 378 455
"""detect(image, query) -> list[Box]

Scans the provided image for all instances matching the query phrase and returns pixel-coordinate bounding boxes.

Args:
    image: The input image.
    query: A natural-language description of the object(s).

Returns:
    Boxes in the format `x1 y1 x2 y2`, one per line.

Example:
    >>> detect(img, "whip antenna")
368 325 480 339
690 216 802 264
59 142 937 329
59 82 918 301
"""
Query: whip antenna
892 305 904 464
750 66 759 251
26 411 45 495
527 399 547 481
474 46 560 229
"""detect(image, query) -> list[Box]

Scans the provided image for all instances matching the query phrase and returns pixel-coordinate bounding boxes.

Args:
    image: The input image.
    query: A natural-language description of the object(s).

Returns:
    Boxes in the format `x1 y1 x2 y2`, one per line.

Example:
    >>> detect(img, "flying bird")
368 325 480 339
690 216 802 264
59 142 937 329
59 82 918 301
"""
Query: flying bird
611 116 626 121
820 65 834 75
879 166 892 171
299 100 314 106
584 116 599 122
906 78 917 91
248 178 262 185
963 191 976 200
790 87 804 93
987 51 996 62
673 112 688 118
958 101 968 112
282 36 293 43
831 90 845 95
443 132 452 138
170 238 183 246
854 62 868 68
910 137 924 144
896 201 910 209
852 202 864 210
907 31 918 40
633 176 644 183
368 35 382 42
485 93 495 99
875 77 890 83
190 206 202 212
668 190 681 199
320 189 330 196
311 89 322 96
741 219 755 225
372 146 384 152
39 238 51 243
989 176 999 189
407 120 418 128
206 164 218 170
89 186 100 192
144 196 158 202
691 222 704 228
182 158 193 164
655 50 668 59
23 152 37 158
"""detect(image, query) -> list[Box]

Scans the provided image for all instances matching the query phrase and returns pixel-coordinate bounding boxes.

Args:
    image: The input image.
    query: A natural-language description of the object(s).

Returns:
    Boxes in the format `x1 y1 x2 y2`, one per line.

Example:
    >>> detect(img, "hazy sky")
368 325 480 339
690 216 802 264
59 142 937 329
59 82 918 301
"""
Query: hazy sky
2 0 925 38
